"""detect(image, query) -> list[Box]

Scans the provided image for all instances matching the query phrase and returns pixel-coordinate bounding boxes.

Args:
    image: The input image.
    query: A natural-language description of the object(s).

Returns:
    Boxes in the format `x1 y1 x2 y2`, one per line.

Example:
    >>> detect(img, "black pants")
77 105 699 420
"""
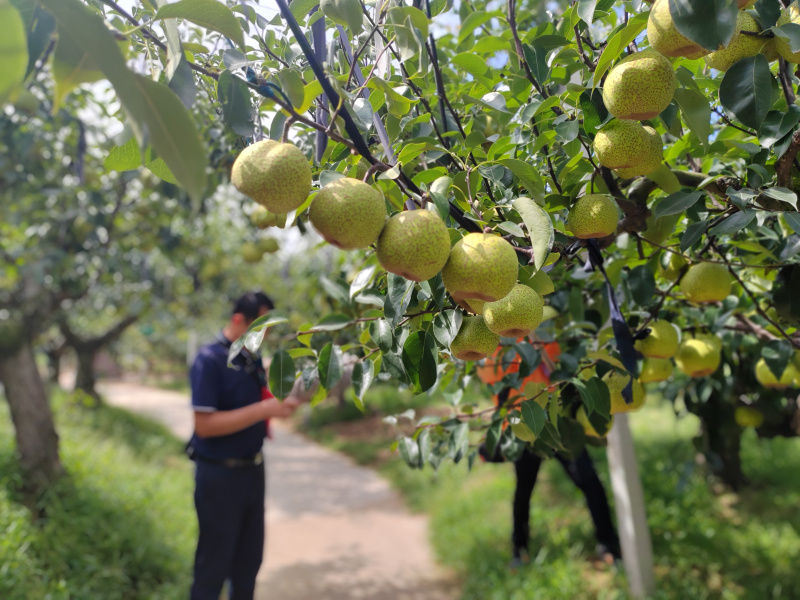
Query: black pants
512 447 619 558
191 461 266 600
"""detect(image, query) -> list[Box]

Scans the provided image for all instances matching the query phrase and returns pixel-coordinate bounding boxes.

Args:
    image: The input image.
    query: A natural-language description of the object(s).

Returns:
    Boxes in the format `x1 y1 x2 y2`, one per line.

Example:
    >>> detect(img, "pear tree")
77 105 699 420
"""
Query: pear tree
6 0 800 498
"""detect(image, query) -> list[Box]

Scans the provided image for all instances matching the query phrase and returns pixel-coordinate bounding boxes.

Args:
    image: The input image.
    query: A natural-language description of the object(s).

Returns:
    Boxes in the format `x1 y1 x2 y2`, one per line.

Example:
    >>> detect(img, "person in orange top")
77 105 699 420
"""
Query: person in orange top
477 341 620 567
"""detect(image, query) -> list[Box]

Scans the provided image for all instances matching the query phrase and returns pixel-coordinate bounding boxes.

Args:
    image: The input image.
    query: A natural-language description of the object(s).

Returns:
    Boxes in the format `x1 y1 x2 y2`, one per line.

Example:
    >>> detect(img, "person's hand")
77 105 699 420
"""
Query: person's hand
261 397 301 419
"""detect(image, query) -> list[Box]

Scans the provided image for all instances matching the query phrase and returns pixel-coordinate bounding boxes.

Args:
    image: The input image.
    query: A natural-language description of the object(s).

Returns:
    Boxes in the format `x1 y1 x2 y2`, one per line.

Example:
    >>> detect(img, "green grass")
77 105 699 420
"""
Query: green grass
303 392 800 600
0 390 196 600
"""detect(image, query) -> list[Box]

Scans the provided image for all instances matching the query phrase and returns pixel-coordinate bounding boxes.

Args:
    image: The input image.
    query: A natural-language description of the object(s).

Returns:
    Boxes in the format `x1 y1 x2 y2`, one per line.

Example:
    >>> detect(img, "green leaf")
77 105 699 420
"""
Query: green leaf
268 350 296 400
512 197 554 271
680 220 708 252
152 0 195 108
628 265 656 307
762 339 792 380
145 156 178 184
50 24 105 111
386 5 429 38
497 221 525 237
772 22 800 53
0 0 30 105
719 55 774 131
401 331 439 394
154 0 245 49
669 0 738 52
520 400 546 437
458 10 493 44
399 436 421 469
432 309 462 348
522 43 550 85
384 274 414 325
229 314 290 360
674 88 711 147
783 212 800 234
653 191 704 218
369 319 394 353
218 70 255 137
759 107 800 148
579 89 608 134
40 0 209 201
351 360 374 402
709 210 756 235
500 159 545 200
577 376 611 418
452 52 493 87
23 4 56 79
576 0 598 26
318 343 343 390
762 187 798 209
289 0 318 19
312 313 352 331
104 137 140 172
755 0 782 29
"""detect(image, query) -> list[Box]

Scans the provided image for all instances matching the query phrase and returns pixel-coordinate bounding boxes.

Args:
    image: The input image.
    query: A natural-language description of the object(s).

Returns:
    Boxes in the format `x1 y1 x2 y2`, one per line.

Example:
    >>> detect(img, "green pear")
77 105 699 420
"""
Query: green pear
251 205 287 229
308 178 386 250
659 252 688 281
567 195 619 239
776 3 800 63
595 120 663 177
635 321 679 359
704 11 763 72
450 315 500 361
231 140 311 213
258 237 280 254
734 406 763 428
680 262 732 303
241 242 264 263
648 0 710 59
603 371 646 414
483 284 544 337
602 49 677 120
442 233 518 303
639 358 673 383
465 299 486 315
755 358 797 389
675 337 721 378
376 209 451 282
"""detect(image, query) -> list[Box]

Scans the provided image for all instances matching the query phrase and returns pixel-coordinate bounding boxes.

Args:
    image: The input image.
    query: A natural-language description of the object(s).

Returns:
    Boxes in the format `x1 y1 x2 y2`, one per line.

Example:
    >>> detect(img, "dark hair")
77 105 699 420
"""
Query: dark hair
232 291 274 321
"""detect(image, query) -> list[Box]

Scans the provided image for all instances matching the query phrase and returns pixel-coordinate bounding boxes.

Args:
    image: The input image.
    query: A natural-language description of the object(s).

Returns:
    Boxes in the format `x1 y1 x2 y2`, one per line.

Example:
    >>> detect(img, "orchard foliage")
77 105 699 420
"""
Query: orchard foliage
5 0 800 487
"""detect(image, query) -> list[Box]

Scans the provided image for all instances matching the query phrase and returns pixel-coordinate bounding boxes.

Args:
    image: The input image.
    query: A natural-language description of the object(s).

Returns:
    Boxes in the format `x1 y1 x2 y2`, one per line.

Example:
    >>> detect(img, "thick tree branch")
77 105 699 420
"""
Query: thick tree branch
777 130 800 189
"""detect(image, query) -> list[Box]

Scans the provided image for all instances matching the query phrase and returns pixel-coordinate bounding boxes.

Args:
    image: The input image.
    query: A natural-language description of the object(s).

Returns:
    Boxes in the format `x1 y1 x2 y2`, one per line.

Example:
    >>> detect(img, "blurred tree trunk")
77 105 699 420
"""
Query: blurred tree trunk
59 314 138 403
0 341 64 496
697 392 746 491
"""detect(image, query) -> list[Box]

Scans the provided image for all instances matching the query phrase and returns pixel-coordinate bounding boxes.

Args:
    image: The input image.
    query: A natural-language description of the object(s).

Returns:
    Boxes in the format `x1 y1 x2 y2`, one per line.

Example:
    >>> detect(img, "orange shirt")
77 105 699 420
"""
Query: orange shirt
476 342 560 403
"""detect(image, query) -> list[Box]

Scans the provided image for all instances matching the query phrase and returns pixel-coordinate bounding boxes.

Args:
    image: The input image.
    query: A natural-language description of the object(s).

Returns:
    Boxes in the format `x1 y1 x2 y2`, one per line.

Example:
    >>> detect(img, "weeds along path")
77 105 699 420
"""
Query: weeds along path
99 380 459 600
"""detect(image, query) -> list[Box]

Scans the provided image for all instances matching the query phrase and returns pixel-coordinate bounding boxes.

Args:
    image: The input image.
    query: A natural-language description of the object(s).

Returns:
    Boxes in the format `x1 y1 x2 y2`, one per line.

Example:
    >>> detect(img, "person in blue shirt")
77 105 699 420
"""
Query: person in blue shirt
188 291 301 600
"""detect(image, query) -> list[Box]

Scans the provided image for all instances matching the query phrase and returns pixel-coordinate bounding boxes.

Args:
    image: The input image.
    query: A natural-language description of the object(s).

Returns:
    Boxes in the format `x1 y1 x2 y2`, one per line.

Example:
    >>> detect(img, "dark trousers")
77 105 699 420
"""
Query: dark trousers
191 461 266 600
512 447 619 558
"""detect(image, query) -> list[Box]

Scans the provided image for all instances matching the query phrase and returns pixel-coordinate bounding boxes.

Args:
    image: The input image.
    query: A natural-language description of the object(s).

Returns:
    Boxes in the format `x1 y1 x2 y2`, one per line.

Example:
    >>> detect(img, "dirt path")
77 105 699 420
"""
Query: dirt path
99 380 459 600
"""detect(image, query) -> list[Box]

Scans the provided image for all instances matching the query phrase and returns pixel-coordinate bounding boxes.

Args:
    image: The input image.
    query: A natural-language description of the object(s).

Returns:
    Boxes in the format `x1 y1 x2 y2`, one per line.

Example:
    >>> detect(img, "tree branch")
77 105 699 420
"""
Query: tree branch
777 130 800 189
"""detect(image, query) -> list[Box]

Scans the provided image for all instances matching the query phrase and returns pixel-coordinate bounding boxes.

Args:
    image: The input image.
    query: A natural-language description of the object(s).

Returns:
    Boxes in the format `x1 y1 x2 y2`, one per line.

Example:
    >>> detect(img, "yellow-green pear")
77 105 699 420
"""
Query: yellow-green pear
567 195 619 239
376 209 451 282
648 0 711 59
465 299 486 315
251 206 287 229
241 242 263 263
231 140 311 213
483 284 544 337
735 406 763 428
659 252 688 281
675 337 721 377
442 233 518 303
680 262 732 303
640 358 673 383
603 371 646 414
576 406 614 438
704 11 763 72
309 178 386 250
595 120 663 176
602 49 677 120
761 38 781 62
509 416 537 443
776 4 800 63
450 315 500 361
635 321 679 358
258 237 280 254
755 358 797 389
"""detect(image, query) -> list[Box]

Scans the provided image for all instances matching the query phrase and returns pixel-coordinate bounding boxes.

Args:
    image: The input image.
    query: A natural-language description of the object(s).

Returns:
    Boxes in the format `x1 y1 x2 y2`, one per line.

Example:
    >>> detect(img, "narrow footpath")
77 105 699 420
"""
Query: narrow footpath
99 380 459 600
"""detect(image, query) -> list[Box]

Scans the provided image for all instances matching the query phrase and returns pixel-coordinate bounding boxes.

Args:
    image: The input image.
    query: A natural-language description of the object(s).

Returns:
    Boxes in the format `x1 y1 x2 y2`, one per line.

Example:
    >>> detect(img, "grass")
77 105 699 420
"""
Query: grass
0 390 196 600
301 389 800 600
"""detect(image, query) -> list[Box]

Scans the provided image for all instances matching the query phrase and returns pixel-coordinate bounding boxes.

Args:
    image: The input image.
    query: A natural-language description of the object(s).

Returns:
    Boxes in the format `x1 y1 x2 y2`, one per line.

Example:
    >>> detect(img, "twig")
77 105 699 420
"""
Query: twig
713 108 757 137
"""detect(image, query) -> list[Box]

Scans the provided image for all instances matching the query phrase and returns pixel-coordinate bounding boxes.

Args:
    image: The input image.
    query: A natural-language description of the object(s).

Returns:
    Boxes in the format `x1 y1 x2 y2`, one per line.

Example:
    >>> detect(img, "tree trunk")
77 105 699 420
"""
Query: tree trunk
697 393 746 490
0 341 64 495
74 346 100 403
